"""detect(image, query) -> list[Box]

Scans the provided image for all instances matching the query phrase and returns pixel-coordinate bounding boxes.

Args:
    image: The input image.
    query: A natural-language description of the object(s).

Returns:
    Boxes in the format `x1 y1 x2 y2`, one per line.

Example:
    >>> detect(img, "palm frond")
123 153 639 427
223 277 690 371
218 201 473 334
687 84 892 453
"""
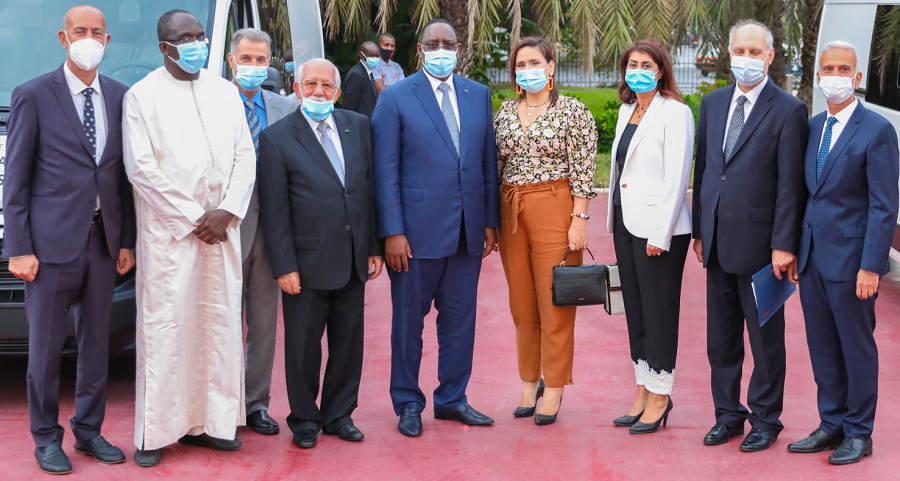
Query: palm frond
375 0 397 35
467 0 504 59
414 0 441 33
532 0 565 48
874 6 900 86
597 0 635 62
508 0 523 51
634 0 673 45
321 0 343 41
567 0 600 71
672 0 708 40
342 0 371 41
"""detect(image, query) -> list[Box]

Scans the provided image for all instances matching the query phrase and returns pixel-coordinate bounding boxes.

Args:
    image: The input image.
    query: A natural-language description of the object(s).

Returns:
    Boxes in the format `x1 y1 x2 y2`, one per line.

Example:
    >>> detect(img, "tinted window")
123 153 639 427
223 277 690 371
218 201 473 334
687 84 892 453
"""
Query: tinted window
866 5 900 111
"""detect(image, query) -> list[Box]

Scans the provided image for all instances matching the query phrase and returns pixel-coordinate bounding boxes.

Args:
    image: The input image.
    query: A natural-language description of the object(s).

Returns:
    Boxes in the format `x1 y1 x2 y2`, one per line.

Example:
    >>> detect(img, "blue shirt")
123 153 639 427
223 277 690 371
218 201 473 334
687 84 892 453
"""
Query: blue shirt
239 88 268 130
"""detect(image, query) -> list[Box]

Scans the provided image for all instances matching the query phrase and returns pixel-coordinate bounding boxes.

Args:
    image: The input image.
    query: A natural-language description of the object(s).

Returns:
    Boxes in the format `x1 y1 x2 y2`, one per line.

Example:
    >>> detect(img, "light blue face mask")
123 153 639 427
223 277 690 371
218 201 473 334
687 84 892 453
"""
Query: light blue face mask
285 61 294 73
625 68 658 93
167 40 209 74
730 56 767 86
302 95 335 122
234 64 268 91
364 56 381 70
515 67 549 94
423 49 457 78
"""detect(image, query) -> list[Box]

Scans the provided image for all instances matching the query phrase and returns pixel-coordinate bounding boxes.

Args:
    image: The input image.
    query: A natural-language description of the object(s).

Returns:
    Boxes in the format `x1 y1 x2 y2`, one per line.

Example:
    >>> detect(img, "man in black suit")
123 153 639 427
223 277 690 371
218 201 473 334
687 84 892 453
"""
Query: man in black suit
3 5 135 474
341 41 380 119
692 19 808 452
258 58 384 450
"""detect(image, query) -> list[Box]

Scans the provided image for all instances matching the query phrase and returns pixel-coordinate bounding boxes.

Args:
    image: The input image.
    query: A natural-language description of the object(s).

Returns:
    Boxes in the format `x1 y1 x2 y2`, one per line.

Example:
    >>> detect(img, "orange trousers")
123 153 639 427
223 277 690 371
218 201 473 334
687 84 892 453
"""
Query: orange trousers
499 179 581 388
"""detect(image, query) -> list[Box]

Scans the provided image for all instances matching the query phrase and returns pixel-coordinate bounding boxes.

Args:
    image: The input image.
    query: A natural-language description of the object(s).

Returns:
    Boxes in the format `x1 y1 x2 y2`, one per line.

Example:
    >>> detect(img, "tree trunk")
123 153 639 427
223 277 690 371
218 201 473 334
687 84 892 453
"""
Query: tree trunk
441 0 475 76
768 6 788 90
798 0 823 107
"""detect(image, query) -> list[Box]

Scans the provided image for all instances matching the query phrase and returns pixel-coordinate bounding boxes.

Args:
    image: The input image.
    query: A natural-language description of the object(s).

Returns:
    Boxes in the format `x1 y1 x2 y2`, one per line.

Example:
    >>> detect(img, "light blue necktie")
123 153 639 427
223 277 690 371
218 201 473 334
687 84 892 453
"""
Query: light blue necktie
816 116 838 180
437 82 460 155
317 122 344 185
244 98 260 153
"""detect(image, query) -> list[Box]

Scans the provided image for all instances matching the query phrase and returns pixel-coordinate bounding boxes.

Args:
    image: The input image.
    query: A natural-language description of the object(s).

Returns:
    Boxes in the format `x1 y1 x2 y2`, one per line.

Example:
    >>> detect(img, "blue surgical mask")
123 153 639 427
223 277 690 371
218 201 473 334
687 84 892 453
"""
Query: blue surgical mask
234 64 268 91
285 61 294 73
364 56 381 70
625 68 658 93
167 40 209 74
730 56 767 86
515 67 549 93
302 95 335 122
423 49 457 78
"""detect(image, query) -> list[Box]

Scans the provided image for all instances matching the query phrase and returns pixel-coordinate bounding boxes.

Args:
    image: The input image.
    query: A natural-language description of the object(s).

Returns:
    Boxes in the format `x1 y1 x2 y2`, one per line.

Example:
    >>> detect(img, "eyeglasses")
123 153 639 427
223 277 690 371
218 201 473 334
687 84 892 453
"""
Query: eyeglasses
300 79 337 92
163 36 209 46
421 42 458 52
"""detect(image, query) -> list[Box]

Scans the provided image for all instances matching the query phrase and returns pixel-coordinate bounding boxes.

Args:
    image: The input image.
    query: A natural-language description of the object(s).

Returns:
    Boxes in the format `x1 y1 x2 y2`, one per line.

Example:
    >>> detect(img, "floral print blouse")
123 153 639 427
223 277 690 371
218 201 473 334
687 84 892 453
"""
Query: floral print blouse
494 95 598 198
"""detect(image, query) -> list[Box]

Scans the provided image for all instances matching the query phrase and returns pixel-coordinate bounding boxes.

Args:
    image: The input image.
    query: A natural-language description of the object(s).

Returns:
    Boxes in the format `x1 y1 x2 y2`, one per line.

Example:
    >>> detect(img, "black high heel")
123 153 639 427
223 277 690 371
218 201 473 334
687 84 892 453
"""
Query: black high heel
513 378 545 417
534 394 562 425
613 411 644 427
629 397 673 434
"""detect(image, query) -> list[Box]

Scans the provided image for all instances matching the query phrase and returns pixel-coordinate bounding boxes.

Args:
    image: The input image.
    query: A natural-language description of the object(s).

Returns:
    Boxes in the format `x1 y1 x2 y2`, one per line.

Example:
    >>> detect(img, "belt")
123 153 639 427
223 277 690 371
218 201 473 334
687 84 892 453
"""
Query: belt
92 210 103 225
501 179 569 234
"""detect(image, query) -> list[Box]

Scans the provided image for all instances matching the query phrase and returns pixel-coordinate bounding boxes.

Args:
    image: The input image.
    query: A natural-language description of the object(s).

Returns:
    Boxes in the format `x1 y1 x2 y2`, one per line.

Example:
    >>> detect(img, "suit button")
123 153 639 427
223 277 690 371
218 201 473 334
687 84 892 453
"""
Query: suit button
813 197 819 203
721 175 726 180
807 222 811 228
456 196 462 202
459 169 464 174
345 225 351 231
344 193 350 199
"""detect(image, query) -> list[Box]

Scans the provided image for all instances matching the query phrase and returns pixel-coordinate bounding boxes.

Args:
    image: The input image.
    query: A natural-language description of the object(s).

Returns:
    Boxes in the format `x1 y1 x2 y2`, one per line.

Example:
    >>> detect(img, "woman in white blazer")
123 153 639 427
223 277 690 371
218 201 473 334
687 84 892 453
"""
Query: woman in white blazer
606 40 695 434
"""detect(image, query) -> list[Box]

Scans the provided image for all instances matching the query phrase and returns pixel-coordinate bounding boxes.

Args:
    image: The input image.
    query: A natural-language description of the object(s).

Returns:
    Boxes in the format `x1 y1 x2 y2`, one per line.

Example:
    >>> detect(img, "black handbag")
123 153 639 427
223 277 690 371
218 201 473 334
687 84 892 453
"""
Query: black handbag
551 248 607 306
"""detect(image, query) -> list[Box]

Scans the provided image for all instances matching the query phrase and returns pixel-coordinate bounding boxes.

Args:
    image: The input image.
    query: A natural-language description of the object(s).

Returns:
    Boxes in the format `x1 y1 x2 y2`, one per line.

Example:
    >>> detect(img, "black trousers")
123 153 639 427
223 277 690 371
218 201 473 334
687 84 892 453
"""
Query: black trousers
282 255 365 434
25 223 117 447
613 206 690 395
706 230 786 435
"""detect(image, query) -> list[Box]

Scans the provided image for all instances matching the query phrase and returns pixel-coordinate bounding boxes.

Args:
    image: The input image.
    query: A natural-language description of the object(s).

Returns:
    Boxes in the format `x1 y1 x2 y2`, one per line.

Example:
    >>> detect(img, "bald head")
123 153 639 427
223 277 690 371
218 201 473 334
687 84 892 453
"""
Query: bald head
64 5 105 32
360 41 379 57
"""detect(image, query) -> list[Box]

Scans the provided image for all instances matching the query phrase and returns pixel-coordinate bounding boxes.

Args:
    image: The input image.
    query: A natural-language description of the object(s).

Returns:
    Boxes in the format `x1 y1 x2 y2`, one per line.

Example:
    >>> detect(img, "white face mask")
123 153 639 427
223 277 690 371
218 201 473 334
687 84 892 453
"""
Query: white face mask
818 75 855 104
65 32 106 71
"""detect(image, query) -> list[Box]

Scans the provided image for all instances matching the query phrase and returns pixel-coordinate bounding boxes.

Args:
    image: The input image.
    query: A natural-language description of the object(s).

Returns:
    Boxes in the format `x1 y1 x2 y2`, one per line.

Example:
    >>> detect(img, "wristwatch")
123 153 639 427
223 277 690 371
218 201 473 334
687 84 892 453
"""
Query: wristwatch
570 213 590 220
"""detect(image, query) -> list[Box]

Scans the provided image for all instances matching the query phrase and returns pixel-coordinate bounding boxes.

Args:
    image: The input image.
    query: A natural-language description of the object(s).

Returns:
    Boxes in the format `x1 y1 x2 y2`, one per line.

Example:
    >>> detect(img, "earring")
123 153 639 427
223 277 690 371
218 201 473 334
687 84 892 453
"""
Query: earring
547 76 554 91
516 84 523 95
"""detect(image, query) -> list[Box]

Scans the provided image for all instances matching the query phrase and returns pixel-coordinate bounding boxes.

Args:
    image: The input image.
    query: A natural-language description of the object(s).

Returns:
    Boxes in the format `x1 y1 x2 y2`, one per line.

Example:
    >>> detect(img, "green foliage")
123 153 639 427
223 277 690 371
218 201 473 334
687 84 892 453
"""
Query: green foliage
592 101 622 153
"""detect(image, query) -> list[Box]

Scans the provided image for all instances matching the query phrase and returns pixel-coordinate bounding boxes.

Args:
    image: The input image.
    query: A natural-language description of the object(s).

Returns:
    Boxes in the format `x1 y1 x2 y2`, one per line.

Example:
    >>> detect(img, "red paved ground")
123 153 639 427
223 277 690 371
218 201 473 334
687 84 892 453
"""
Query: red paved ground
2 194 900 480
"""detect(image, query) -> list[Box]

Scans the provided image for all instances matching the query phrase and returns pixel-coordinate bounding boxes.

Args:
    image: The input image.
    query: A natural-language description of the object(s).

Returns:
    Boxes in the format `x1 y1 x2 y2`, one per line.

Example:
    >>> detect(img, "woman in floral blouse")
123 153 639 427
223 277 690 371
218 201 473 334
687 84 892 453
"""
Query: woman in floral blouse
494 36 598 425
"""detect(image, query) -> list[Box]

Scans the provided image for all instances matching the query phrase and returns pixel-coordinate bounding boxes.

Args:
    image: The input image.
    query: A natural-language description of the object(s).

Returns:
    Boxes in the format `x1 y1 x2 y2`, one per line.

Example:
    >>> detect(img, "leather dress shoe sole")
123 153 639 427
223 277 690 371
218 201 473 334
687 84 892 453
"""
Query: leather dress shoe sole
73 448 126 465
178 434 242 452
35 460 72 476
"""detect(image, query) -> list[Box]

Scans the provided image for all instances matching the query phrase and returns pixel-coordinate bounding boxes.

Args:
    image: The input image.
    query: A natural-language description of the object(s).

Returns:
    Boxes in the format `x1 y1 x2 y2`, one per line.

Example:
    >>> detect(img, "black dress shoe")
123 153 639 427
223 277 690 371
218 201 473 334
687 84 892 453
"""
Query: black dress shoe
34 442 72 475
630 397 673 434
134 449 162 468
178 433 242 451
613 411 644 427
399 406 423 437
703 422 745 446
828 437 873 465
740 428 777 452
324 424 365 442
435 403 495 426
292 430 318 449
513 378 545 418
73 435 126 464
787 429 844 453
248 410 280 435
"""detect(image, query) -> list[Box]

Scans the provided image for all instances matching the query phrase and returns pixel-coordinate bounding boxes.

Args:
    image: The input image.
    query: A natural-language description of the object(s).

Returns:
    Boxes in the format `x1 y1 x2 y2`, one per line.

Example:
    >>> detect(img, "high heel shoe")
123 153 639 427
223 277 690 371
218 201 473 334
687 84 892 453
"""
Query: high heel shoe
534 394 562 425
613 411 644 427
513 378 545 417
629 397 673 434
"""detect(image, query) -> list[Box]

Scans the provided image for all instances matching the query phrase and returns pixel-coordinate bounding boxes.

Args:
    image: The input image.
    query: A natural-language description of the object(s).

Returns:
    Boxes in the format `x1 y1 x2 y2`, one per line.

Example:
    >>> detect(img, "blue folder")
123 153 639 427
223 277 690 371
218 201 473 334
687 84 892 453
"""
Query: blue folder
751 265 797 327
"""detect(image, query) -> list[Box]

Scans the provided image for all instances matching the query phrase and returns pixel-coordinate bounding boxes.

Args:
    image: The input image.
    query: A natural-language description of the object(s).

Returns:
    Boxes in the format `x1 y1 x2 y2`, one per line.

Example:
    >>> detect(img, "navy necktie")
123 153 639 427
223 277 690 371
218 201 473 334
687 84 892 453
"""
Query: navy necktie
82 87 97 162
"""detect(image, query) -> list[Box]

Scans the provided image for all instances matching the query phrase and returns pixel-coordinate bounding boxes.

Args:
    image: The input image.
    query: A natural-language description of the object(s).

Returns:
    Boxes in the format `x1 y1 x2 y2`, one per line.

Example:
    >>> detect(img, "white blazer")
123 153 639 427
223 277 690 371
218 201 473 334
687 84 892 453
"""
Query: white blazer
605 94 695 251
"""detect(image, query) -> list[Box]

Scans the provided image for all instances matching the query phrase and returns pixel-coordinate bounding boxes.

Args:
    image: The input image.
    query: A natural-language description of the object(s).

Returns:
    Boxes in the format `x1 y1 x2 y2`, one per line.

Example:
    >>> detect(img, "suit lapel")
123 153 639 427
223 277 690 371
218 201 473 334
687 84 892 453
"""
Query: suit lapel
609 103 634 165
292 111 343 187
726 80 774 163
625 94 664 163
453 75 470 167
711 85 735 167
816 102 865 191
806 115 825 191
262 90 280 124
412 70 459 160
333 110 354 187
51 67 94 160
98 76 120 166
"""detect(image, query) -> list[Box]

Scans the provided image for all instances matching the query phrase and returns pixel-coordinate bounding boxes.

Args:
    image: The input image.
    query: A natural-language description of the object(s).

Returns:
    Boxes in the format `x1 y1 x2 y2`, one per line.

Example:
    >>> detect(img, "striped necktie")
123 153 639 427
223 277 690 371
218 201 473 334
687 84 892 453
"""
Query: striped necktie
244 98 260 153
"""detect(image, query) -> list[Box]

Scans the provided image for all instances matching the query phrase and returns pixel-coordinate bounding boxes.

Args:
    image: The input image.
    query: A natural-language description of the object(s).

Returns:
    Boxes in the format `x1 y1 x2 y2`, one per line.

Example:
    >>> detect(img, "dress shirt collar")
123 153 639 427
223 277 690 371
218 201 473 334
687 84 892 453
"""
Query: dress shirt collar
424 69 454 94
239 87 265 109
731 75 768 106
63 62 102 98
827 97 858 125
302 106 337 136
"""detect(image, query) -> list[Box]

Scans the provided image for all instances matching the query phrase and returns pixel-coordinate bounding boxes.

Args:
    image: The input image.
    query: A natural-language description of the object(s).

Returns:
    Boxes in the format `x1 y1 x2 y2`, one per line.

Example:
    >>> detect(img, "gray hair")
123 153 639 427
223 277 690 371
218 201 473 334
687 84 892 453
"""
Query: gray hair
820 40 859 70
230 28 271 57
728 19 774 52
298 58 342 89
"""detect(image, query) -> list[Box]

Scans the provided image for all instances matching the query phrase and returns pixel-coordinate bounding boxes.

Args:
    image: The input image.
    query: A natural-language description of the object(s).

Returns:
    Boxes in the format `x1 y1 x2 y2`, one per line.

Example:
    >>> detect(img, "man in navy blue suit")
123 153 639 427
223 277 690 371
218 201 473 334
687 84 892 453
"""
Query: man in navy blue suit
786 41 899 465
372 18 500 437
692 20 808 452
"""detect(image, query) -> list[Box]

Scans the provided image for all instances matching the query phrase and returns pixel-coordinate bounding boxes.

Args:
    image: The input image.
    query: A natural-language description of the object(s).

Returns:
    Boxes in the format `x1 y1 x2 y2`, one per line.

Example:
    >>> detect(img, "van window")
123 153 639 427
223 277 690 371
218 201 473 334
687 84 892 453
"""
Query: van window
259 0 292 89
865 5 900 111
223 0 253 79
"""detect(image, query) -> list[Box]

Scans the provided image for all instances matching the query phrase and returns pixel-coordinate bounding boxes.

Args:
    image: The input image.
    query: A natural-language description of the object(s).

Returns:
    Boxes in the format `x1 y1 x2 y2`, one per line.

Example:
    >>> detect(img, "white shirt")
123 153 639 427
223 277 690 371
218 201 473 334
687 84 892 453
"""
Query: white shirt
819 98 858 152
303 109 345 170
361 60 378 79
423 70 460 131
63 62 107 163
722 76 768 152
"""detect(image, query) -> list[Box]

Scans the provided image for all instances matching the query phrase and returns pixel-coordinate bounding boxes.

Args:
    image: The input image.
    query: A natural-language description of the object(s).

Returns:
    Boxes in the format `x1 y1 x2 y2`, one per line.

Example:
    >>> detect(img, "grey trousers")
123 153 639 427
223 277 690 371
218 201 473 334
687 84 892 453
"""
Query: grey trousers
241 224 281 414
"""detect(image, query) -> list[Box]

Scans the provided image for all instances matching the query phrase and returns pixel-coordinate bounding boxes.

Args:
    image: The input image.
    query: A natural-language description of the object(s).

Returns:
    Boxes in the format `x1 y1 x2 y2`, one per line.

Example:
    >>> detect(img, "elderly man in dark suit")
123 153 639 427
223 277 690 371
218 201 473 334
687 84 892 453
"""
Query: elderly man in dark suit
786 41 899 465
2 5 135 475
258 58 383 450
691 19 808 452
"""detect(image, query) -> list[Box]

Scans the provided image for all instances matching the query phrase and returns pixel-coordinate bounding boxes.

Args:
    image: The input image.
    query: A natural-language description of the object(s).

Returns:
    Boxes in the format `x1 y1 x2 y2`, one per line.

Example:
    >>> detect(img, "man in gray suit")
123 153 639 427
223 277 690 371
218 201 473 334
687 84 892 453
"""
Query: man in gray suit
228 28 298 435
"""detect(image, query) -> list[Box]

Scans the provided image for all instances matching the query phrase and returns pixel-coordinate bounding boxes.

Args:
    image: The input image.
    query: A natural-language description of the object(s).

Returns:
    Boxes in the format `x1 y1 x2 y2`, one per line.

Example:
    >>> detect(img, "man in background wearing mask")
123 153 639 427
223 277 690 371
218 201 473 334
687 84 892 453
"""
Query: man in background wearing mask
342 41 381 119
123 9 256 467
786 41 898 465
374 33 406 94
284 48 295 95
692 19 808 453
227 27 297 438
372 18 499 438
257 58 383 450
3 5 134 474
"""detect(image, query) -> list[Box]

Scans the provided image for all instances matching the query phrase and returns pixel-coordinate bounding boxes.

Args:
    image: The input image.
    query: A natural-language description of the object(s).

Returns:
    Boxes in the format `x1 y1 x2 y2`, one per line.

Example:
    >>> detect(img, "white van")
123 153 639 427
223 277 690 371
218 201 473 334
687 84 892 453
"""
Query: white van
0 0 323 355
816 1 900 258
